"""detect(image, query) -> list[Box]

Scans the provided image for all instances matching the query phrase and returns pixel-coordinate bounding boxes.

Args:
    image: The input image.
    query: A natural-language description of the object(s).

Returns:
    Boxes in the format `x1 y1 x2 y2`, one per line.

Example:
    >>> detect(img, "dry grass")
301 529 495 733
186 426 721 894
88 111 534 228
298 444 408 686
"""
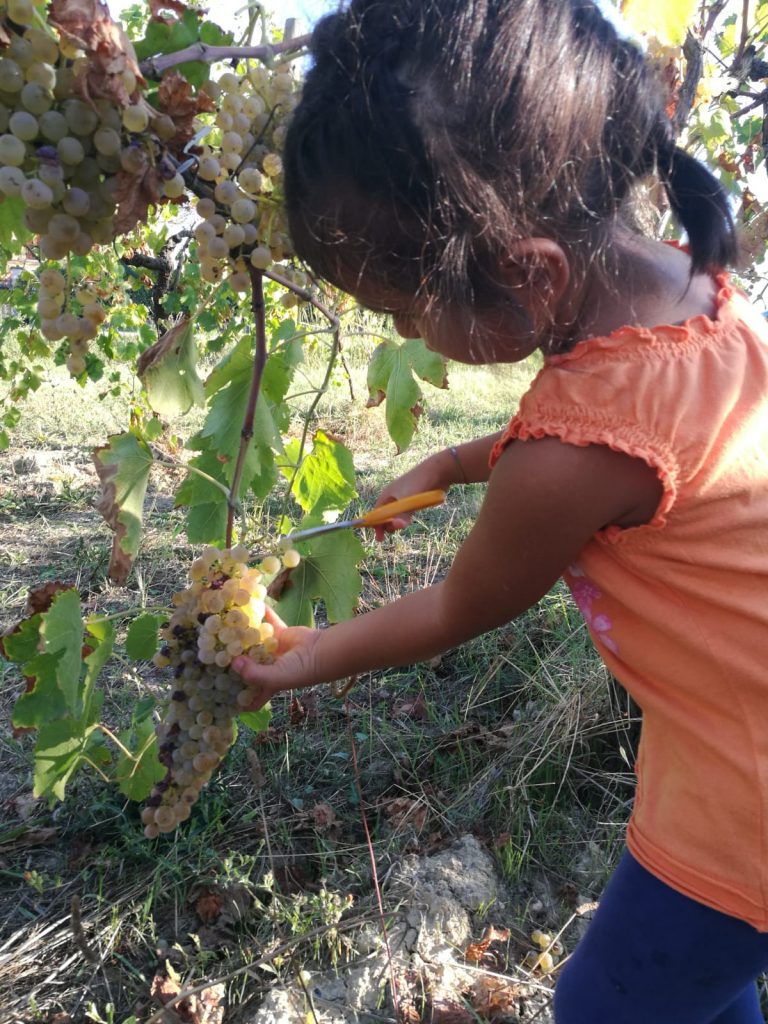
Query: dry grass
0 350 637 1023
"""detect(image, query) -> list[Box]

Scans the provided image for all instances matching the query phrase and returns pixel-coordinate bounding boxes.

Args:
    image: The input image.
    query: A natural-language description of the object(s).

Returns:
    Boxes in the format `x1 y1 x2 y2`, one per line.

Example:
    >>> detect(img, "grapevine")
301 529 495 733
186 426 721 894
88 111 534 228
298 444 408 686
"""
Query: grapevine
143 542 300 837
0 0 305 379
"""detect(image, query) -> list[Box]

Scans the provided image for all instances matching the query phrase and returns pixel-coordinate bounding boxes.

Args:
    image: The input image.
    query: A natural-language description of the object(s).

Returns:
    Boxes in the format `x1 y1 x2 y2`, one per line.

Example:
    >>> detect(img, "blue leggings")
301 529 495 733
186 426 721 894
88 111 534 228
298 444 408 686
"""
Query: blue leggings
554 851 768 1023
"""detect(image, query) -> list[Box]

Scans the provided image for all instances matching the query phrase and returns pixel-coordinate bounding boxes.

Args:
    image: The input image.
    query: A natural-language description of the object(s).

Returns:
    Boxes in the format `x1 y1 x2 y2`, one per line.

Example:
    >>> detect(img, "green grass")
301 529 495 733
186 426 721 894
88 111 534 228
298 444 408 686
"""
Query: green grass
0 330 635 1022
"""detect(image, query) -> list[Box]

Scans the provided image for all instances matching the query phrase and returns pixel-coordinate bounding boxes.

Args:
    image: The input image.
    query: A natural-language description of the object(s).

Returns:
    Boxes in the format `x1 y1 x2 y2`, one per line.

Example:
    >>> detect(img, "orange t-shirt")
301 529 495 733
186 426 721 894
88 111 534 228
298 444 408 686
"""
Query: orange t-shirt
489 273 768 928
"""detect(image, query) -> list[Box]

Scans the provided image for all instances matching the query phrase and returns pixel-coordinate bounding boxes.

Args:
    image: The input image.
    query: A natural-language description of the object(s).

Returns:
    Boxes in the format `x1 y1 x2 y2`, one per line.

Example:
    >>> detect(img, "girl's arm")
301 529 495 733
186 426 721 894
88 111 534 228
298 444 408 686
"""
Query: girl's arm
234 438 661 702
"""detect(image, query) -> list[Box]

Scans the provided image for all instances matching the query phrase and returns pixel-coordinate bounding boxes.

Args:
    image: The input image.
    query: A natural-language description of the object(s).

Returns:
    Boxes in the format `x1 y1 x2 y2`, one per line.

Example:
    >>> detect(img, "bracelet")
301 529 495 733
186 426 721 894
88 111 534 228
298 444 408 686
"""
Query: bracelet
447 445 469 485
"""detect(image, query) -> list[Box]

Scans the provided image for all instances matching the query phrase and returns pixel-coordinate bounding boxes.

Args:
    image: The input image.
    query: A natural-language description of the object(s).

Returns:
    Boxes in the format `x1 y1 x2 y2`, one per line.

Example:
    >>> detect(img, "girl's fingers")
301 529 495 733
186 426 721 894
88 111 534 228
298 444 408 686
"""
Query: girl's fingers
262 604 287 630
374 515 410 542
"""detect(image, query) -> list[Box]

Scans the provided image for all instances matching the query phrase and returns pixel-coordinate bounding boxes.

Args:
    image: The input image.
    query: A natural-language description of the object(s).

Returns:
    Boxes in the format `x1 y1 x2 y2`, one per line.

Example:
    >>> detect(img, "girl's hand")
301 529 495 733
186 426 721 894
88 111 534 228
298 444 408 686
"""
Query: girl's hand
372 451 454 540
231 606 322 711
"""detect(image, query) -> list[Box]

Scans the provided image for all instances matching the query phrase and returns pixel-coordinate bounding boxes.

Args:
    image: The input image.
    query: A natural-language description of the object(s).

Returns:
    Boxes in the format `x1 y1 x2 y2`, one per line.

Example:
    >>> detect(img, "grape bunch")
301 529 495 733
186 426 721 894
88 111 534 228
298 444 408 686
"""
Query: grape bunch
142 542 301 838
0 4 165 368
189 66 303 299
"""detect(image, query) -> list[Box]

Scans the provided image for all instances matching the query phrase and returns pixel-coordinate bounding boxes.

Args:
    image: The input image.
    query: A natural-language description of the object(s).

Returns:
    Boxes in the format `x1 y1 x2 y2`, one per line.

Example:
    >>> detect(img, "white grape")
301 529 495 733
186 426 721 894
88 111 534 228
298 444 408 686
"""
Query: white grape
25 62 56 92
0 165 25 195
8 0 36 25
25 28 59 65
0 59 24 92
230 197 256 224
0 133 26 166
57 136 85 165
250 246 272 270
123 104 149 132
62 187 90 217
38 109 67 142
197 155 220 180
163 173 185 199
21 177 53 209
20 81 52 115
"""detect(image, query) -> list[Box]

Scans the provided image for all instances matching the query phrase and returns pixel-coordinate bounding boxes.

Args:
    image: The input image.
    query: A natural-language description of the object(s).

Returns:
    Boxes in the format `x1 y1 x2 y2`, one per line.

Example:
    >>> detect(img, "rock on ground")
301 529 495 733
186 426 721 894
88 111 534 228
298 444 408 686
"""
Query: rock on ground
245 835 556 1024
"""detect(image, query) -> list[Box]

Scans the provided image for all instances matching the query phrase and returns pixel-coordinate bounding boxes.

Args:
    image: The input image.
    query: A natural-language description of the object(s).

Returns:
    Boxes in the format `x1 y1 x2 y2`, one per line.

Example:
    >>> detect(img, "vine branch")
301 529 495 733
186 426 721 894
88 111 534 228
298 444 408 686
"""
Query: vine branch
138 35 311 78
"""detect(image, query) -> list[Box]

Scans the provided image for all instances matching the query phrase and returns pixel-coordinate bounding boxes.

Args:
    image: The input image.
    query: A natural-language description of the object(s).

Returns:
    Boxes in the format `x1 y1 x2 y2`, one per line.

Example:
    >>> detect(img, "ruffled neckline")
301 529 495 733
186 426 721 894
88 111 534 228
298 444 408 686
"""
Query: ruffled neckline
545 268 736 367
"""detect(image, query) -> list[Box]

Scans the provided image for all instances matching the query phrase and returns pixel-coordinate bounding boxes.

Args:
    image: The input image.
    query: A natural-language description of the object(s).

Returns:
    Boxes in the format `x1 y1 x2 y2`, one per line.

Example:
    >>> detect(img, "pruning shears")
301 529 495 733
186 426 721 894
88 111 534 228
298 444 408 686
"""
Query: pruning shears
285 489 447 544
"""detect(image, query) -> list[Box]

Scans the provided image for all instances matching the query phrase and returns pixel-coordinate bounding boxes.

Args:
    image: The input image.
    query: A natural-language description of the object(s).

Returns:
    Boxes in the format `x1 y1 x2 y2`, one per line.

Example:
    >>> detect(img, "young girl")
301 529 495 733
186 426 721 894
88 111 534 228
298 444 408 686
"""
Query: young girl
232 2 768 1020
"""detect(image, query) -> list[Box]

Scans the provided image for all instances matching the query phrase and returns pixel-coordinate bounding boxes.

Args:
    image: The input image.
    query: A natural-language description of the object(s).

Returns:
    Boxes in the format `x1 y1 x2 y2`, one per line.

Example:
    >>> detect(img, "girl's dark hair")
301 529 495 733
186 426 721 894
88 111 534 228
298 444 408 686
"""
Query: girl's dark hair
283 0 737 311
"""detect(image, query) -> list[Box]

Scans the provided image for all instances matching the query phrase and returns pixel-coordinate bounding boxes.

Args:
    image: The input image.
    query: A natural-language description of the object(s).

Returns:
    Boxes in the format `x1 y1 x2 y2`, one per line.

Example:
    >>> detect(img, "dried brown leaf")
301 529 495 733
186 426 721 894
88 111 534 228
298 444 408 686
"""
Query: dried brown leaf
464 925 511 964
150 972 225 1024
113 165 162 237
423 998 474 1024
49 0 145 107
194 890 225 924
382 796 428 833
137 317 192 377
393 692 429 720
469 975 521 1021
92 450 133 585
157 71 216 153
311 801 337 830
0 827 58 851
289 695 307 726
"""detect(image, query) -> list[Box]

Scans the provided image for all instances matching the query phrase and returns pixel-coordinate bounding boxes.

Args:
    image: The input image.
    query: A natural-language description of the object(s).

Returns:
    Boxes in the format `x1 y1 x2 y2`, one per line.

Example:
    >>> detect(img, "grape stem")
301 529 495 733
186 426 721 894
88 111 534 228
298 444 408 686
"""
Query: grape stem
152 452 234 504
266 269 343 520
226 266 269 548
138 36 311 79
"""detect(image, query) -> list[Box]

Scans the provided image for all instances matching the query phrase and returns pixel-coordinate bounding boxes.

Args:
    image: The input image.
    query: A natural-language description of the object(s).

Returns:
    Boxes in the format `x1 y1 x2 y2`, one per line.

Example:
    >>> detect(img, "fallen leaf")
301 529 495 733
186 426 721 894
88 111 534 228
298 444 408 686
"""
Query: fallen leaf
393 692 429 720
150 971 225 1024
289 696 307 726
11 792 43 821
381 796 428 833
464 925 511 964
194 890 225 924
0 827 58 851
423 998 474 1023
469 975 521 1021
311 801 336 830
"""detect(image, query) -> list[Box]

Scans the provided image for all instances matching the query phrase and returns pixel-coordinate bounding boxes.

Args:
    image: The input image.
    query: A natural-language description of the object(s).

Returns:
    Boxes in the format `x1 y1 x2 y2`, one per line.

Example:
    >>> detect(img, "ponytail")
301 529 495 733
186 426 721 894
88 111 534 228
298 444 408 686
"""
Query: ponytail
661 145 738 274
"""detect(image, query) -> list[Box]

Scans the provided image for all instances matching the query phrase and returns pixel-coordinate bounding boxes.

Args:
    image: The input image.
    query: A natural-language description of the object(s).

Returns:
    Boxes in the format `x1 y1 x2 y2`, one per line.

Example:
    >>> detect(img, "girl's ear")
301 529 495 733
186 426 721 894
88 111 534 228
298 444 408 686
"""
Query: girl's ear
500 237 571 318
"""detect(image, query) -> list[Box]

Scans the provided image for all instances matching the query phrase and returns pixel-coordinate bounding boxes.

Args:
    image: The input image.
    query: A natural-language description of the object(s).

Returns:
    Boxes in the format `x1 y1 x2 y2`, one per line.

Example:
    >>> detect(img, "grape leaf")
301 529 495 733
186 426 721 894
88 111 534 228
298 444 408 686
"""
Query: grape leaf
112 717 165 801
93 432 154 584
275 530 364 627
291 430 358 515
621 0 697 44
33 707 103 801
239 705 272 733
12 651 68 730
38 589 84 716
0 196 32 253
125 613 160 660
82 619 114 714
177 334 292 543
134 7 200 61
137 317 205 418
186 500 229 546
2 613 42 664
366 338 448 452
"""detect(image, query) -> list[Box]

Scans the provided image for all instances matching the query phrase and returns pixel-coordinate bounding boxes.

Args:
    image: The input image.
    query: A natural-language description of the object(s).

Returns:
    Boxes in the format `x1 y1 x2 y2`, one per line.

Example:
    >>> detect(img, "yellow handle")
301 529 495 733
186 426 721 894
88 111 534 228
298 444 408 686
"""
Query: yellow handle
359 489 447 527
